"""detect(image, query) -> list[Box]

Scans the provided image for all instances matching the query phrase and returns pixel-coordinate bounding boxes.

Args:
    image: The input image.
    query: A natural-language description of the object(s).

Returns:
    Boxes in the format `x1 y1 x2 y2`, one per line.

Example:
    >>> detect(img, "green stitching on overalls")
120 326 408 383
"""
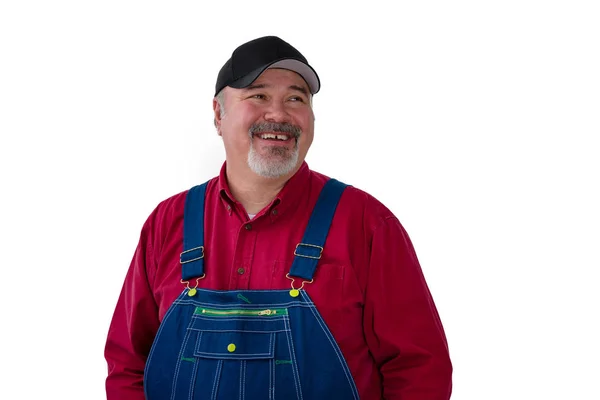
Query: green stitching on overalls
275 360 292 365
236 294 252 304
181 357 196 363
194 307 288 316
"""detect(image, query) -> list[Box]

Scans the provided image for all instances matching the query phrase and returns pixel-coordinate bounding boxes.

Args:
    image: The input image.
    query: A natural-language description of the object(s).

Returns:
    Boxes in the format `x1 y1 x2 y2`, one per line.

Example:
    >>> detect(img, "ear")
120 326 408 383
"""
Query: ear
213 97 223 135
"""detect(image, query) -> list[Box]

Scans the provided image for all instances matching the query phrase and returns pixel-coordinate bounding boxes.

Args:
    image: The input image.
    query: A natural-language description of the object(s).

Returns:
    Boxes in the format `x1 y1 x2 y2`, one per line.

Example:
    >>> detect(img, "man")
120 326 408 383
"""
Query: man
105 36 452 399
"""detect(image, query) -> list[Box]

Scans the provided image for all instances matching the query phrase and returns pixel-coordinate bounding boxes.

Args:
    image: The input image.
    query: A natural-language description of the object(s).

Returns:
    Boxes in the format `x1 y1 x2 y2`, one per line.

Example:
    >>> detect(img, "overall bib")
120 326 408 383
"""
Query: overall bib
144 179 359 399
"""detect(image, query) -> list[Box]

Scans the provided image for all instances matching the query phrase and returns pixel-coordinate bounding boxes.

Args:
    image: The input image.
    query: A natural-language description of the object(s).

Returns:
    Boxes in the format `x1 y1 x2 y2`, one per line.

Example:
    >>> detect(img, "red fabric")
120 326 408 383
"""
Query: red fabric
105 162 452 399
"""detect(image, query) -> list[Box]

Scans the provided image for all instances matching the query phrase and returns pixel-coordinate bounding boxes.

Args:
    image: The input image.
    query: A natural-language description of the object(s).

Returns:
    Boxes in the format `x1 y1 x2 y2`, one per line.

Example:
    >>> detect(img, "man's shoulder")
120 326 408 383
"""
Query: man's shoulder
310 170 398 228
345 185 397 225
146 177 219 225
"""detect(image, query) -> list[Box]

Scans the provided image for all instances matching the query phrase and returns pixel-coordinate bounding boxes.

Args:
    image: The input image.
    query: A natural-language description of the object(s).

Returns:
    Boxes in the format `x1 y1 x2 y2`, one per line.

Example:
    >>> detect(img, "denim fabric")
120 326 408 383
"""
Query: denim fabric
144 288 359 399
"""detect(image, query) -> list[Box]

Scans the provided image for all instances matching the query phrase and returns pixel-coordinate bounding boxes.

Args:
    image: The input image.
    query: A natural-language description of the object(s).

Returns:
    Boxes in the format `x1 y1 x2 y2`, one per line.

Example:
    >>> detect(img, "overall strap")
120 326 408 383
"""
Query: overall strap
180 182 209 280
288 178 348 281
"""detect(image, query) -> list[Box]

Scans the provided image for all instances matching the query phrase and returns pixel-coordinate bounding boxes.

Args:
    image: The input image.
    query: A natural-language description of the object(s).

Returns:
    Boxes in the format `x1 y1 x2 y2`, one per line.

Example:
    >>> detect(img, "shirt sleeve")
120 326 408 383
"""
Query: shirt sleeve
104 217 161 400
363 216 453 399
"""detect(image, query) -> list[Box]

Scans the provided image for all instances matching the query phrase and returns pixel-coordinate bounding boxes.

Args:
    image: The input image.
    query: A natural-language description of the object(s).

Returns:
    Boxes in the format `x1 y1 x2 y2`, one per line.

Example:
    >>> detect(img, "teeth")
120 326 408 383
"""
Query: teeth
259 133 288 140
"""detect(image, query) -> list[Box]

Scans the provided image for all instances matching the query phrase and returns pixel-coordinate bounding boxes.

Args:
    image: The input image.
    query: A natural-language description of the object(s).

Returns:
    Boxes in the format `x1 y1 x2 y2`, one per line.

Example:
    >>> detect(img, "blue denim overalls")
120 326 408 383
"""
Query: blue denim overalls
144 178 359 399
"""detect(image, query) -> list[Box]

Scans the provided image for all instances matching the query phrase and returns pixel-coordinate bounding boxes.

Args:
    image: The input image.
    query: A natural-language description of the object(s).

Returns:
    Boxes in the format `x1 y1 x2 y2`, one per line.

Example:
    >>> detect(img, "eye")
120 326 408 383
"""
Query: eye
288 96 305 102
250 94 266 100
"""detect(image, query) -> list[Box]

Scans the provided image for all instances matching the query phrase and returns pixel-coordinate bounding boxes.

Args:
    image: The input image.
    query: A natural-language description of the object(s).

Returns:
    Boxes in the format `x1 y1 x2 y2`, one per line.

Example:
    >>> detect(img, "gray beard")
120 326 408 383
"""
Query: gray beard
247 140 299 178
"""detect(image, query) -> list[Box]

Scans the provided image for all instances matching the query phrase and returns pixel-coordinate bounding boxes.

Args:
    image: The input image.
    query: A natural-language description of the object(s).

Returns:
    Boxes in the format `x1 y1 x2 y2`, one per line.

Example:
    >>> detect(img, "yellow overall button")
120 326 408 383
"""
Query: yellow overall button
187 288 197 297
289 289 300 297
227 343 236 352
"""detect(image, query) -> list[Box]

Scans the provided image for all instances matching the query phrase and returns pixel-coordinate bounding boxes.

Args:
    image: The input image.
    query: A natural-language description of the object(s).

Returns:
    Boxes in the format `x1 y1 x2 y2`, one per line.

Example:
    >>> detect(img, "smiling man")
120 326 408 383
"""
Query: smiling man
215 67 314 204
105 36 453 400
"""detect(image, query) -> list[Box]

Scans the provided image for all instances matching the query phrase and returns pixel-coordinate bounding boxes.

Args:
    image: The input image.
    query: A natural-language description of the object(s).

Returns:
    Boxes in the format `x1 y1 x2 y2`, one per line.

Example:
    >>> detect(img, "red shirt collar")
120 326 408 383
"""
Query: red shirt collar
217 161 312 219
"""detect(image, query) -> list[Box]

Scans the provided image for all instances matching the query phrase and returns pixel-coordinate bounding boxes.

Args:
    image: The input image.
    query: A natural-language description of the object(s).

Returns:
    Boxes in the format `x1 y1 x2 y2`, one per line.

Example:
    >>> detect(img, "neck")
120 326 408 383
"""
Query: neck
226 162 298 215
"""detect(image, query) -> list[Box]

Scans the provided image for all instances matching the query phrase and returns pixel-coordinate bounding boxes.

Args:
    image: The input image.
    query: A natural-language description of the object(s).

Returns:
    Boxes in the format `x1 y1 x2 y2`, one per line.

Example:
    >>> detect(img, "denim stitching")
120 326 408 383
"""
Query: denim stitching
211 360 223 400
173 301 314 313
239 361 243 400
172 300 313 312
191 329 290 334
145 289 187 399
174 297 308 309
306 296 356 394
270 358 274 400
175 288 308 294
301 292 360 399
195 331 270 358
191 316 288 323
191 319 288 324
190 315 288 320
269 334 274 400
170 319 196 400
242 360 247 400
193 331 203 356
188 357 198 400
284 316 303 400
195 352 271 359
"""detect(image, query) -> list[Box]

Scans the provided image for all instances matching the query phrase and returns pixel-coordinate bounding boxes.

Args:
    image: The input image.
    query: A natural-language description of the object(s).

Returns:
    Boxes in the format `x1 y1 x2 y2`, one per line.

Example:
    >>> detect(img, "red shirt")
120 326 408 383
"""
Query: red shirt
104 162 452 399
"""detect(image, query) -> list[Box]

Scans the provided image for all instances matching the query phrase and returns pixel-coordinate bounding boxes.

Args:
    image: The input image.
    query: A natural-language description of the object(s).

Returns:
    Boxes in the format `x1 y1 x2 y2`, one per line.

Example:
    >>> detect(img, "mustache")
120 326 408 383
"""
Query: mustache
249 122 301 138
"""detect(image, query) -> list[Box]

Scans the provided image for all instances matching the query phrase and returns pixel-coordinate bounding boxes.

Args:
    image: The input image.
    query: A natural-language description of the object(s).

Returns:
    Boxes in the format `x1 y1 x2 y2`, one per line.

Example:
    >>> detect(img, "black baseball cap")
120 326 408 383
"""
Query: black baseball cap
215 36 320 97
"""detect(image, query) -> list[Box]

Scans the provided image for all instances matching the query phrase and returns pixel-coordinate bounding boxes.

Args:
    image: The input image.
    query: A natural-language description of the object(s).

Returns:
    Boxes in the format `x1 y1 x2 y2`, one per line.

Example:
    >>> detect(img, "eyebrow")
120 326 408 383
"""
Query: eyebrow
243 83 309 96
289 85 309 96
243 84 268 91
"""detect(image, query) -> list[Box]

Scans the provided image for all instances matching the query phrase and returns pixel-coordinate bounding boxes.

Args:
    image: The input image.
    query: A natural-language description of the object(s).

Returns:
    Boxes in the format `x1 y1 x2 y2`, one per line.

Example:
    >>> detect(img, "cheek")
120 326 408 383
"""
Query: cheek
220 114 257 145
298 122 314 153
292 108 313 129
220 119 251 151
300 114 314 139
223 103 261 129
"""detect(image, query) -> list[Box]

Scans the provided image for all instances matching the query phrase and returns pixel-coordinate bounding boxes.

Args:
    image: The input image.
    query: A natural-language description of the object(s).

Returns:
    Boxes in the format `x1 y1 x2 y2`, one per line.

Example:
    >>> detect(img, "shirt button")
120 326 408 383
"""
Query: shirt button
272 209 278 215
237 267 245 275
244 223 252 231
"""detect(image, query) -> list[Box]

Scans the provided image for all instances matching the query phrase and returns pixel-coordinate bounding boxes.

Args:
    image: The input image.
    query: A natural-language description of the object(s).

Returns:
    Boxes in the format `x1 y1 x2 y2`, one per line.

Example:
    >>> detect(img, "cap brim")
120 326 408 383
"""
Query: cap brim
228 58 320 94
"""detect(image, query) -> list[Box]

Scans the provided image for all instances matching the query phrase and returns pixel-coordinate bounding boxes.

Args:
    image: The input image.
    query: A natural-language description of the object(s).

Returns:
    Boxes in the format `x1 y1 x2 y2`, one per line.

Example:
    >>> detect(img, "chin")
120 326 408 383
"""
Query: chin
248 155 299 178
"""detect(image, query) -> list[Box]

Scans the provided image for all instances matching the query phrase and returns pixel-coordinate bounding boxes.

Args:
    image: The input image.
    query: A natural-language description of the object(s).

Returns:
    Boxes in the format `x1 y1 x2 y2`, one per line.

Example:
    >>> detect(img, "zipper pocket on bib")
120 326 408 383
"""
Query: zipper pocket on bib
194 307 288 316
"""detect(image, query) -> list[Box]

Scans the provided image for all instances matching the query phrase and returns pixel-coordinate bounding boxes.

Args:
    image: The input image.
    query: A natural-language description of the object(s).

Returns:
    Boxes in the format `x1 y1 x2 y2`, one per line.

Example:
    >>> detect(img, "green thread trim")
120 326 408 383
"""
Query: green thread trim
275 360 292 365
237 294 252 304
181 357 196 363
194 307 288 316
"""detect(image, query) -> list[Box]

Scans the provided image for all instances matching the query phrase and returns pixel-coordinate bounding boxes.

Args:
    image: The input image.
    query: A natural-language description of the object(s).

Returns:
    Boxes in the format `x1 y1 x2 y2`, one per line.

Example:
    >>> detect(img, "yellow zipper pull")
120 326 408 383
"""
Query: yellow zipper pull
257 309 275 316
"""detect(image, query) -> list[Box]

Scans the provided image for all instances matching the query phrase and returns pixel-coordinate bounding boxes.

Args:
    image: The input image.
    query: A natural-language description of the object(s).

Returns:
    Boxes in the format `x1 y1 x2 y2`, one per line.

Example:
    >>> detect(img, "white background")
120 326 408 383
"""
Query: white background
1 1 598 399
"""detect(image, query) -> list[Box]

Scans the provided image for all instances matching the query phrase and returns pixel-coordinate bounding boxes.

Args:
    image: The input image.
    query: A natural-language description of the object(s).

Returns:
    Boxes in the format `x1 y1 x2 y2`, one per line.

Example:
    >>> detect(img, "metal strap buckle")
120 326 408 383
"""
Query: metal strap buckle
293 243 323 260
180 246 204 264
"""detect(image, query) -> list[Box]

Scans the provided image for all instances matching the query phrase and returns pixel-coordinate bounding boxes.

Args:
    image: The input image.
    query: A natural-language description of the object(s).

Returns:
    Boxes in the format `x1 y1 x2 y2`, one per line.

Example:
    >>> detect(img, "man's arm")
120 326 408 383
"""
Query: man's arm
363 216 452 399
104 220 160 400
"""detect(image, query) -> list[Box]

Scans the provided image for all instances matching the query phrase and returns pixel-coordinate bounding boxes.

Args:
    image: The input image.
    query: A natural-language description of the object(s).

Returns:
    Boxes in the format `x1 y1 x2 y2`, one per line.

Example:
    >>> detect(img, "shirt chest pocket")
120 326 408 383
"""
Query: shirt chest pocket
273 261 364 346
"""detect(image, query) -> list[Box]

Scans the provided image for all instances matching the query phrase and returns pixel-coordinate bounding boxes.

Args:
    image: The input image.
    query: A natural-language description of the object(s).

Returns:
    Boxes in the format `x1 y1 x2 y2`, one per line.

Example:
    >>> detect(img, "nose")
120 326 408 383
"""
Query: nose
264 101 292 124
